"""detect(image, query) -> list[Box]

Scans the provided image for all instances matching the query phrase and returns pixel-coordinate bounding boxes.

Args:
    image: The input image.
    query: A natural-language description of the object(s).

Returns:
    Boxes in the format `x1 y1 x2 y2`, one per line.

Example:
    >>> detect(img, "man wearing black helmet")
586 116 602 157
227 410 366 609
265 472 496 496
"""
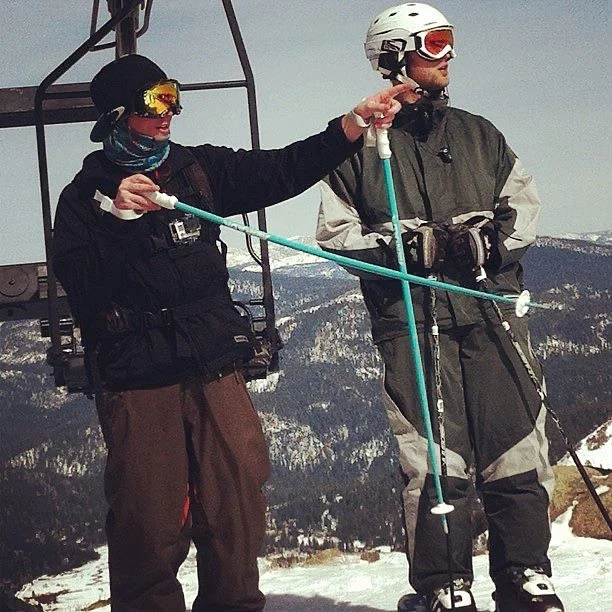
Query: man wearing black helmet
52 53 412 611
317 3 564 612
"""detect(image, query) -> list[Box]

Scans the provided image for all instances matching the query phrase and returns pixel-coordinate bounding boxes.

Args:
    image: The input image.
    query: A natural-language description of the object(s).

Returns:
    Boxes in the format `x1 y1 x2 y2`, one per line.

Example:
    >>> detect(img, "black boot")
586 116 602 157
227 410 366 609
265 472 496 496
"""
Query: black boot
424 580 477 611
493 567 564 611
398 581 477 611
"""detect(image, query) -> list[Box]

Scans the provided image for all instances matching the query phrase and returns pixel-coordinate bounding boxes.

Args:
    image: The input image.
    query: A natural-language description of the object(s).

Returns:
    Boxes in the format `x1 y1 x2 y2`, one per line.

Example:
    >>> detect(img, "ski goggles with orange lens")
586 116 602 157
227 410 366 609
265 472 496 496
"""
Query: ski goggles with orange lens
414 28 455 60
133 79 182 118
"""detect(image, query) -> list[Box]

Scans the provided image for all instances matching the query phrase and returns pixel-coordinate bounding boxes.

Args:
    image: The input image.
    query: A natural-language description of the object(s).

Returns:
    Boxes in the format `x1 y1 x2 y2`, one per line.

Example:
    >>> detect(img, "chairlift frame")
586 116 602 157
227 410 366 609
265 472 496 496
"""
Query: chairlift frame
0 0 278 391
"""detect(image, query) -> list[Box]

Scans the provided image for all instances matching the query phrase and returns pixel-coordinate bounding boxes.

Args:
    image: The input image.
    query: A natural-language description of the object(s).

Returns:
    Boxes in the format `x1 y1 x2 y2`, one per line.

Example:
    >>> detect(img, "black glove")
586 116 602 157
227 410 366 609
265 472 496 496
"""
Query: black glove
446 223 493 270
402 223 449 272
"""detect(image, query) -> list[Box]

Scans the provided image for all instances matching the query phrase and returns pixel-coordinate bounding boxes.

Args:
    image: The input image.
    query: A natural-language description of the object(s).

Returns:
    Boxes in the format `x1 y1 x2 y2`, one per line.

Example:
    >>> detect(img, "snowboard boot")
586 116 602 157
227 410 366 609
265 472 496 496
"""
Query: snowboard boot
493 567 564 611
425 580 477 611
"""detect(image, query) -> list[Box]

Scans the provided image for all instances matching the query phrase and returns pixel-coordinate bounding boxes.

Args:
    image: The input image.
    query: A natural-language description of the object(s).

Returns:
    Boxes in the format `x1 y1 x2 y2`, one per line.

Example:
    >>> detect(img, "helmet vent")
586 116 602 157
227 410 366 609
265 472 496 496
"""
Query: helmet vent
409 12 419 17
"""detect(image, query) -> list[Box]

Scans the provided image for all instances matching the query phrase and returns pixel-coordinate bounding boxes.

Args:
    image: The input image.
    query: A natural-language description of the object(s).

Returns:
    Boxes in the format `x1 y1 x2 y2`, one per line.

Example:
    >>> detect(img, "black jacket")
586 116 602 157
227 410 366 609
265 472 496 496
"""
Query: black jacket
53 118 360 389
316 100 541 342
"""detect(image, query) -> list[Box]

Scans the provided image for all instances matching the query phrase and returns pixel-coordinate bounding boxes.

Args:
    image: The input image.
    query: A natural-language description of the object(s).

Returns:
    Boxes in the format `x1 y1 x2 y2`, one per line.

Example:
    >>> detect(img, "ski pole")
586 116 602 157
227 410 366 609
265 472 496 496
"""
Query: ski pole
143 195 545 316
426 278 457 600
427 282 451 499
475 267 612 533
374 127 454 526
375 128 459 608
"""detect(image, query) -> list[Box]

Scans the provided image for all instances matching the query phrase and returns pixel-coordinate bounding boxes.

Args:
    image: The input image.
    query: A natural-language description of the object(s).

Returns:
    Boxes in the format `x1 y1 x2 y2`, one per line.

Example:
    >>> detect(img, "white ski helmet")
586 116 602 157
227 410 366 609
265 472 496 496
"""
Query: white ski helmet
364 3 455 80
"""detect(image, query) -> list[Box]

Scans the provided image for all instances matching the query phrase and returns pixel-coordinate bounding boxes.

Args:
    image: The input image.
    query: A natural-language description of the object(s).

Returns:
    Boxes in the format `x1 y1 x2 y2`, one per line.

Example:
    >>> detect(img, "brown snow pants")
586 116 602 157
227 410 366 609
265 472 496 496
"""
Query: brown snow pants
95 370 271 611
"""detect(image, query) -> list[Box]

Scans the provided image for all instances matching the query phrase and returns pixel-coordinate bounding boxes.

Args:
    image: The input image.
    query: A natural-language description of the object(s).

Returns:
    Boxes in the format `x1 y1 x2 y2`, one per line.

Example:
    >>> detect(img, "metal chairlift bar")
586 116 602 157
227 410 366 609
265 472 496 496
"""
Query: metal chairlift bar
0 84 95 129
90 0 153 52
0 79 250 130
34 0 143 367
221 0 276 342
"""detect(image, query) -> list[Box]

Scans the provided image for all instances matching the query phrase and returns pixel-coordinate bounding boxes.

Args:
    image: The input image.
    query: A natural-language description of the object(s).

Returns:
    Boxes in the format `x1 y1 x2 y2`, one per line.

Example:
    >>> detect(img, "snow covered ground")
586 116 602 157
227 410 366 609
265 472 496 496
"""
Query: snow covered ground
559 419 612 471
16 509 612 611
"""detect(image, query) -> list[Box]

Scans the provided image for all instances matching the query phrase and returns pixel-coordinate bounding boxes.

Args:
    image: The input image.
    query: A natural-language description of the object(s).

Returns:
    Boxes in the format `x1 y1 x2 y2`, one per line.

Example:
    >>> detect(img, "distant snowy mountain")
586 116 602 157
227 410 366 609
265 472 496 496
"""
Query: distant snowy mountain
226 232 612 268
557 230 612 246
226 235 348 278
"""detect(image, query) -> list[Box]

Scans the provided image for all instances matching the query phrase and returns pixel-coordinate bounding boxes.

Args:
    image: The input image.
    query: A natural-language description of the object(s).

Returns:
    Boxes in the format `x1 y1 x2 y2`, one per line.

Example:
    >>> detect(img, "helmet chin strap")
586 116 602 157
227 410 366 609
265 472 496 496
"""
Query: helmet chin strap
394 66 431 99
394 66 450 102
388 51 431 98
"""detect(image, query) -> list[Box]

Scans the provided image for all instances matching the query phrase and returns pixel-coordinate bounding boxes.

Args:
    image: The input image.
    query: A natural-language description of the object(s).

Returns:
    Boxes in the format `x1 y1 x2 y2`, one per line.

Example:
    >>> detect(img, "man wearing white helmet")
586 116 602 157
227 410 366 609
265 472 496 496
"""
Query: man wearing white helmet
317 4 564 612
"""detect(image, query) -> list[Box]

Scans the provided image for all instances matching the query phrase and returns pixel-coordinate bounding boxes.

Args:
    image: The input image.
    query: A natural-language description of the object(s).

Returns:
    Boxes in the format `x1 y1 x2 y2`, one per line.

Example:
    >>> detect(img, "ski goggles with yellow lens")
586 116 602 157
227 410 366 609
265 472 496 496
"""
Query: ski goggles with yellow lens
414 28 455 60
133 79 182 118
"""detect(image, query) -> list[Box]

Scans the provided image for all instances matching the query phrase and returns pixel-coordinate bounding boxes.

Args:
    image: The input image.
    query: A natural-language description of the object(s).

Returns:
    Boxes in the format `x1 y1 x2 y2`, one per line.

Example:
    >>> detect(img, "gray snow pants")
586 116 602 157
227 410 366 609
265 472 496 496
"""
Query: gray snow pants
377 309 554 595
95 370 271 611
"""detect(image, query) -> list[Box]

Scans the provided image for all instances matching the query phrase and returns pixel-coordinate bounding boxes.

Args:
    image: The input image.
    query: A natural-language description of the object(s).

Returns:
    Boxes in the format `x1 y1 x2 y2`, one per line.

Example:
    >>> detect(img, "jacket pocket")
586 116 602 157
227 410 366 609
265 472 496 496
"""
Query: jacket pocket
172 294 256 372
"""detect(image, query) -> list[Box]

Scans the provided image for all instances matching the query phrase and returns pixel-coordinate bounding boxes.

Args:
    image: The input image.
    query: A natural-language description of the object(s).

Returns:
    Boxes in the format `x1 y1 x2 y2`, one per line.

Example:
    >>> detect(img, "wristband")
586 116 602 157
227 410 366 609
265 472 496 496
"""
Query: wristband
94 190 143 221
348 109 372 128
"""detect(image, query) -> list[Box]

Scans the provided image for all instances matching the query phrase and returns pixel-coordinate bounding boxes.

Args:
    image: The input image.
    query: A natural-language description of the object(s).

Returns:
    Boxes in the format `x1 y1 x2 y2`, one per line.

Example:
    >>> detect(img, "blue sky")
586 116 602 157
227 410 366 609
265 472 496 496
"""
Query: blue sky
1 0 610 265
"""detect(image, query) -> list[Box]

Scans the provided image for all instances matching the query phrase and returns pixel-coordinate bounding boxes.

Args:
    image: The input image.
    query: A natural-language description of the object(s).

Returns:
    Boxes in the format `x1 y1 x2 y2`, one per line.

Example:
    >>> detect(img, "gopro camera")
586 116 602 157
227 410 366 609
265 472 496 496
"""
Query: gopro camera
169 214 201 245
